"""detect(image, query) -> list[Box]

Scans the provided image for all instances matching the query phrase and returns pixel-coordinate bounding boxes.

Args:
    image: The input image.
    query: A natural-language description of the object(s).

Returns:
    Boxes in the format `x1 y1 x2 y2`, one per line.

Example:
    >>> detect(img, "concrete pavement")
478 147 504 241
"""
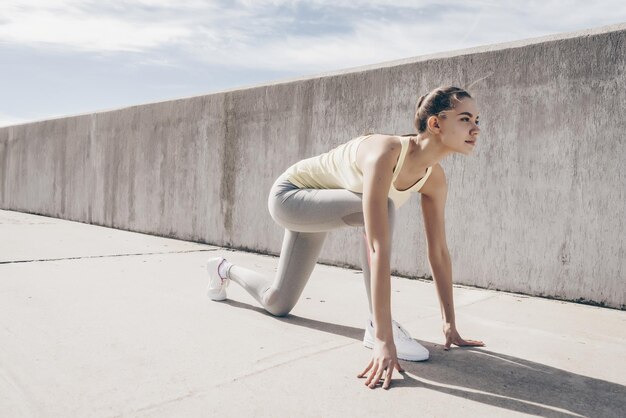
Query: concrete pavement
1 209 624 417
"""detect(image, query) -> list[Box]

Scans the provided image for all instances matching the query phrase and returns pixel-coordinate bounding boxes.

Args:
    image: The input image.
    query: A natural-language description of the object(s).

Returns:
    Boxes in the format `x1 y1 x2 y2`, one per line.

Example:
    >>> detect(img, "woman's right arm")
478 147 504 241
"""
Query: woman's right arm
357 136 404 389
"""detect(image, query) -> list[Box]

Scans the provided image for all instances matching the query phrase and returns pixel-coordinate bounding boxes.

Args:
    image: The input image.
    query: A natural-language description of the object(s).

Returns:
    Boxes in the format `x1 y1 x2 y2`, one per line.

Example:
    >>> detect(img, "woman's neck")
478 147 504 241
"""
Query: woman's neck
408 133 453 168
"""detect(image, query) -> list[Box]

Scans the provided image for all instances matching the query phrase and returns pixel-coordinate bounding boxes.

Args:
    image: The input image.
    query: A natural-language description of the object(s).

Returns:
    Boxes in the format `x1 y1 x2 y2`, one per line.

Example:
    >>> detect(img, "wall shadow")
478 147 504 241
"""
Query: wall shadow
222 299 625 418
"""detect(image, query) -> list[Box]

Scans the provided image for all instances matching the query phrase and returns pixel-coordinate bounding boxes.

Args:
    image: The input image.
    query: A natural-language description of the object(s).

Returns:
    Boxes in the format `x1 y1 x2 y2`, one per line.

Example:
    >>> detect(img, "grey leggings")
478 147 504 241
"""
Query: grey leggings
226 173 396 317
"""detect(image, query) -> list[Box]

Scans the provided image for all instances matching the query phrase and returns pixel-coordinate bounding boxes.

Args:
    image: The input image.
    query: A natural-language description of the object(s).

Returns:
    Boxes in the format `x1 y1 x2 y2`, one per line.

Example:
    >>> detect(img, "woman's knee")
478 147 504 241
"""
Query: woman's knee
266 305 293 317
262 287 295 317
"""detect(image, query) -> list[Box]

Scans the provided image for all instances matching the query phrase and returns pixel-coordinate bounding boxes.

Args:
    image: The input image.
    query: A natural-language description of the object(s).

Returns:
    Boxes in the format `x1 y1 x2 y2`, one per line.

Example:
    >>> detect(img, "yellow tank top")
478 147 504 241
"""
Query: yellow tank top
284 135 433 209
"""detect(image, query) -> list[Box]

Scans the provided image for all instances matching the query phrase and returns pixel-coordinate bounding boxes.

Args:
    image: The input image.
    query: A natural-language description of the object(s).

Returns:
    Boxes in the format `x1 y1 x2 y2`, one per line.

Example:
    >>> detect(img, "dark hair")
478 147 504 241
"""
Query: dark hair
414 86 472 133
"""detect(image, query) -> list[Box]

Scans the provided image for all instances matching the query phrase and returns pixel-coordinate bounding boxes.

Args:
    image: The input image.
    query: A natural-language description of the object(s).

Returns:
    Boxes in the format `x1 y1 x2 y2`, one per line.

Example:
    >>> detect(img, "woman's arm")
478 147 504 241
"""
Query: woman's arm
361 138 399 340
420 164 484 349
357 136 405 389
420 164 455 323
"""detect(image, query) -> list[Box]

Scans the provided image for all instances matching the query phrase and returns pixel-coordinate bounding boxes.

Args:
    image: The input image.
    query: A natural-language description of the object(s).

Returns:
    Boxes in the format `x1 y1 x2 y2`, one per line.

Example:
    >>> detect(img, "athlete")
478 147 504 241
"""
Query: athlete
206 86 485 390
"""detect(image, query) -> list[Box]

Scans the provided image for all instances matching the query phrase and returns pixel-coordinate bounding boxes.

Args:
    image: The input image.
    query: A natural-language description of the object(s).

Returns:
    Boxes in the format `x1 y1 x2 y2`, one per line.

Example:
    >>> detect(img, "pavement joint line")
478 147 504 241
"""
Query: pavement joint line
0 249 218 265
126 340 356 416
455 293 499 307
217 340 356 385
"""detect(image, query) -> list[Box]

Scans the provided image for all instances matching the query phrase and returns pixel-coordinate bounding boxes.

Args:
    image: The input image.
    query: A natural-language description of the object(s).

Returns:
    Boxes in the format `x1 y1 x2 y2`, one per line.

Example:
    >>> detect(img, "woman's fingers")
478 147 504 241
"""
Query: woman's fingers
369 363 386 389
383 364 393 390
359 359 402 389
453 337 468 347
395 361 405 373
364 362 379 386
454 335 484 347
444 335 486 349
462 339 485 347
357 358 374 378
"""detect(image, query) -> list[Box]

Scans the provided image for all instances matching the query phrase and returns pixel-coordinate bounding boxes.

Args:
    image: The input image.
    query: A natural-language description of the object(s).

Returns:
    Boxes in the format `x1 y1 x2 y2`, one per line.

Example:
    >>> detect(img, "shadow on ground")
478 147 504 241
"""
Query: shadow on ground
223 299 625 418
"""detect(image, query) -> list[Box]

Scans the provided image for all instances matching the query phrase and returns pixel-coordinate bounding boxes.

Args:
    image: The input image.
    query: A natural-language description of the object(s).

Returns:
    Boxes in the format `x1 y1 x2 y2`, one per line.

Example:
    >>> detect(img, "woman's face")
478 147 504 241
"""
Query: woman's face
434 98 481 156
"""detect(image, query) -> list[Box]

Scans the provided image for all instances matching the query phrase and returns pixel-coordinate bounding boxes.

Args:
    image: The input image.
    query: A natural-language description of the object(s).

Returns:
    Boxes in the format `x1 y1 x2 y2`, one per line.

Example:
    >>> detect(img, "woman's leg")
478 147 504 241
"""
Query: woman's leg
224 174 395 316
228 229 326 316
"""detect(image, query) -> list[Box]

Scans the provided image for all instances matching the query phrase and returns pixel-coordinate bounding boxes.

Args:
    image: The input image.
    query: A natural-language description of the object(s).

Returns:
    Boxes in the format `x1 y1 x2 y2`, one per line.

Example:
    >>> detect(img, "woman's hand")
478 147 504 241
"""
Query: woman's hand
443 323 485 350
357 338 405 390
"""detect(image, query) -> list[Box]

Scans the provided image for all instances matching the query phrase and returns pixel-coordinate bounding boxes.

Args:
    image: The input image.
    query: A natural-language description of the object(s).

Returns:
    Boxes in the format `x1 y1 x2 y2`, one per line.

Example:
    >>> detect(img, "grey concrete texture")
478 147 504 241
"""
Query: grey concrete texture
0 23 625 308
1 209 625 417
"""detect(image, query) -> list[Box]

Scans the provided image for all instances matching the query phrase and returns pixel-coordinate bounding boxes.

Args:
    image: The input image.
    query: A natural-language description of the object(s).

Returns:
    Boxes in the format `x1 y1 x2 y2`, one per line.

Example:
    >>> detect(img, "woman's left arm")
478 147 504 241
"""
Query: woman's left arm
419 164 485 350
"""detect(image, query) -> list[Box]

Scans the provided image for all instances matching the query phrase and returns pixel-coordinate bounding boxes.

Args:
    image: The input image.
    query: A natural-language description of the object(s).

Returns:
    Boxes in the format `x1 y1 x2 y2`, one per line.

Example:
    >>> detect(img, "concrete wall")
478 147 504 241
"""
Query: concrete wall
1 23 624 309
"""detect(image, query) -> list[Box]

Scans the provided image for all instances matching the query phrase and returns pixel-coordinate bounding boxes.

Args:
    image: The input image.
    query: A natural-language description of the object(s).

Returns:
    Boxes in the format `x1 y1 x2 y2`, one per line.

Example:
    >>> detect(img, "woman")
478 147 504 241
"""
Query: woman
206 86 484 390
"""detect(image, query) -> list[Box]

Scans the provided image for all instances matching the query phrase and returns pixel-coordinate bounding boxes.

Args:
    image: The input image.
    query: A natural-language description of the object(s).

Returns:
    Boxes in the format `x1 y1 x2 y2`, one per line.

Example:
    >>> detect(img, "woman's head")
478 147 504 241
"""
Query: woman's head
414 86 473 133
414 86 480 155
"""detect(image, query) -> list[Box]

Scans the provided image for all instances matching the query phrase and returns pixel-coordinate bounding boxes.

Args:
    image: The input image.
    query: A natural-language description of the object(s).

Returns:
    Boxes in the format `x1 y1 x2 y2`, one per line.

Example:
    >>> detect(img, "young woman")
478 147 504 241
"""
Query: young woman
206 86 484 390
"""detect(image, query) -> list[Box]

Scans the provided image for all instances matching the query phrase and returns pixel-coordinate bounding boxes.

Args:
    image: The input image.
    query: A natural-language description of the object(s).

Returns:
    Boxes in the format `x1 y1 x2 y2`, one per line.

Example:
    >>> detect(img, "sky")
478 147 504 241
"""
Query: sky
1 0 625 127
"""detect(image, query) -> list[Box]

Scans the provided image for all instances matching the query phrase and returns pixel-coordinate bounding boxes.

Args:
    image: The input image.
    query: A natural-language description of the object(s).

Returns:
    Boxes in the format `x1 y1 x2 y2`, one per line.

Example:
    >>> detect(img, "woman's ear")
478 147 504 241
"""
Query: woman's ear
427 115 441 132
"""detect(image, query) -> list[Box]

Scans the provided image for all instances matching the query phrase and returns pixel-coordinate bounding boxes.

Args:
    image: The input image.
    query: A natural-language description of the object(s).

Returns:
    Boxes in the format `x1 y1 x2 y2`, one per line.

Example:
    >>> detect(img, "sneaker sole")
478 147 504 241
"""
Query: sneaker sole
207 289 227 301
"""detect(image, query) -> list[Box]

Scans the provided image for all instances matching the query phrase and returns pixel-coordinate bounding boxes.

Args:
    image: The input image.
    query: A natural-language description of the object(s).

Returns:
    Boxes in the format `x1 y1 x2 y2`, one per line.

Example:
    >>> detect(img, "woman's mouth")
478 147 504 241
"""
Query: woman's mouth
465 139 476 146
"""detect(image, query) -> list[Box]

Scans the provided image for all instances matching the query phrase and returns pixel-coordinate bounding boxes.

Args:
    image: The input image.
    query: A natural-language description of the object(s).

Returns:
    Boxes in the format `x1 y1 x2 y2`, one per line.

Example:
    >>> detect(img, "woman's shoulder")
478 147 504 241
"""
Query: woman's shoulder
354 134 402 172
359 133 406 144
355 134 404 167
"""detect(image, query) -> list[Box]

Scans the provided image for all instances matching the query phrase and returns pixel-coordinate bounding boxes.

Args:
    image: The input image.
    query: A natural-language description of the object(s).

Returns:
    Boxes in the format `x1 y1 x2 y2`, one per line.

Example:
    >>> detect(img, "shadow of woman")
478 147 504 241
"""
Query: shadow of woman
222 299 625 418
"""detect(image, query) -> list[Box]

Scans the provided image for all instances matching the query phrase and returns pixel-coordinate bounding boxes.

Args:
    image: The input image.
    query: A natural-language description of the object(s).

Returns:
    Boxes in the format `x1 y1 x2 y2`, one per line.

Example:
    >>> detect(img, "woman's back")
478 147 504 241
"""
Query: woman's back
283 134 433 209
283 134 371 191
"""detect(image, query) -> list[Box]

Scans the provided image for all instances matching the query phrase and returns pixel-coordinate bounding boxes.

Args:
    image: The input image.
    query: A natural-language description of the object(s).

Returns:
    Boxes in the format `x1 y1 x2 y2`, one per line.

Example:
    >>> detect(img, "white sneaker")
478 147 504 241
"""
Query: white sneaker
363 318 429 361
206 257 230 301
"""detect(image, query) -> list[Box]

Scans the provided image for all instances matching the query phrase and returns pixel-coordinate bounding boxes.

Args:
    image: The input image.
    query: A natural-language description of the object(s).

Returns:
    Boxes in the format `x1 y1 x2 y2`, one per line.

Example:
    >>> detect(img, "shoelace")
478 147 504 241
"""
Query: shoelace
217 259 229 284
369 320 413 341
392 321 413 341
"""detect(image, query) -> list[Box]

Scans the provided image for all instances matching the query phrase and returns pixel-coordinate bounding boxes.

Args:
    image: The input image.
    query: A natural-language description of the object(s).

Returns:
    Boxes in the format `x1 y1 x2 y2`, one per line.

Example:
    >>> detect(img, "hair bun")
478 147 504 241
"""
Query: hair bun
416 93 428 110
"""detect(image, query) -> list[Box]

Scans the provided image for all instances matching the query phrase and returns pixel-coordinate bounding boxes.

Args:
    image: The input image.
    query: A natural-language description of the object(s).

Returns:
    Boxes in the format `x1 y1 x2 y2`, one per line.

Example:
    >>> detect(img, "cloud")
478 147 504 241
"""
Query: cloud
1 0 625 76
2 0 624 124
0 0 199 52
0 0 626 93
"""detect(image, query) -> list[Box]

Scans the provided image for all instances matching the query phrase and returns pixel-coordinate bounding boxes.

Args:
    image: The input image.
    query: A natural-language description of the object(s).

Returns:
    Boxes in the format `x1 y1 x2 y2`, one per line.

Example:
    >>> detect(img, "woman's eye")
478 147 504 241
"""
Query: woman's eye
461 117 479 125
